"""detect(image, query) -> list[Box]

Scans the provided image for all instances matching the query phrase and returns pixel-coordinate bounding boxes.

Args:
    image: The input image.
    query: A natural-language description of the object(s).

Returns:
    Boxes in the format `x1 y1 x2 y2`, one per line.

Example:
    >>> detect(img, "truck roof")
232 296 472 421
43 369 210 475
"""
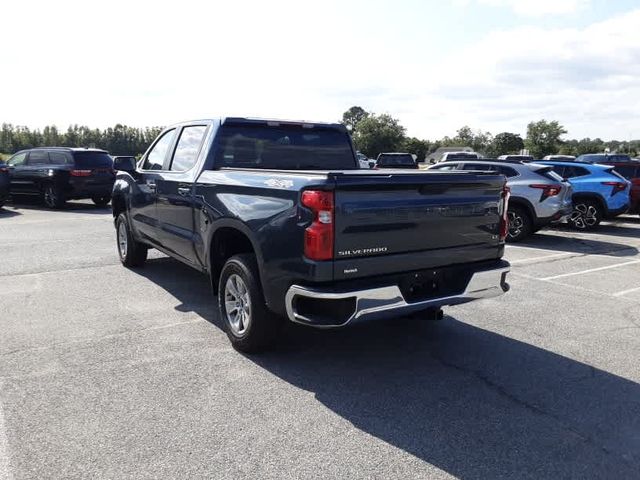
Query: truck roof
166 117 348 132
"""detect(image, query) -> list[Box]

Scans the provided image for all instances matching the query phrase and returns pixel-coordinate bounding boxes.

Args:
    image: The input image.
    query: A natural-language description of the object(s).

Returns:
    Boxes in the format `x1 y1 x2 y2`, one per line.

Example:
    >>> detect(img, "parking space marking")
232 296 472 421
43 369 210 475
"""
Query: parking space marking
540 260 640 281
0 387 12 480
613 286 640 297
509 252 575 265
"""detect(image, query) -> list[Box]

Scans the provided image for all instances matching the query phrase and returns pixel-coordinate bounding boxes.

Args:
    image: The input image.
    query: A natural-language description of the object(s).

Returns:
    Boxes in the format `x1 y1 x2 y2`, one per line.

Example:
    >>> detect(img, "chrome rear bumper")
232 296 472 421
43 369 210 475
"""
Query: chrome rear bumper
285 262 510 328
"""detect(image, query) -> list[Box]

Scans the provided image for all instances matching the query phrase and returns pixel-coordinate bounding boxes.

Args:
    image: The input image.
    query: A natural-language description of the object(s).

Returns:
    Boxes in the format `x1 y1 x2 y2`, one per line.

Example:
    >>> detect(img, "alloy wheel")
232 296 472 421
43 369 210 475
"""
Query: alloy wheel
507 211 524 239
570 203 598 229
117 220 128 259
224 274 251 336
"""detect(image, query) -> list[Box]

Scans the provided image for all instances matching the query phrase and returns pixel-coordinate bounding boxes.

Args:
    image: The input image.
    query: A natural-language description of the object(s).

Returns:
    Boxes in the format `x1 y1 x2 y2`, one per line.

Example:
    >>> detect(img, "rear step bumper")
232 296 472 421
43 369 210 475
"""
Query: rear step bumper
285 261 510 328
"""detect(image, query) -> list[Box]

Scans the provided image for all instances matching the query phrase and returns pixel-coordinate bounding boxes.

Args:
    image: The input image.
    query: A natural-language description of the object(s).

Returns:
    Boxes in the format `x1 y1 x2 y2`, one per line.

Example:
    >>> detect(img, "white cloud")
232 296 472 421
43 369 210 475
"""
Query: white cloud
478 0 590 17
417 8 640 138
0 0 638 141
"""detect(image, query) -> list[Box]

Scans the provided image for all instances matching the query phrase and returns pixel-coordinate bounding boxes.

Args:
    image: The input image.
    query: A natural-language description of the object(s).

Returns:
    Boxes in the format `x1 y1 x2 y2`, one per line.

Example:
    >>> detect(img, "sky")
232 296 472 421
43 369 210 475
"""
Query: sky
2 0 639 140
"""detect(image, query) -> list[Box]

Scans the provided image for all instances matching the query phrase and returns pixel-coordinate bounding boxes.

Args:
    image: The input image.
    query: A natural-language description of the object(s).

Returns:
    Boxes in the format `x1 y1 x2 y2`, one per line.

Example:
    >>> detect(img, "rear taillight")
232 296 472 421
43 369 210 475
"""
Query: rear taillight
529 183 562 201
499 185 511 242
602 181 627 196
301 190 334 261
0 167 7 173
70 169 92 177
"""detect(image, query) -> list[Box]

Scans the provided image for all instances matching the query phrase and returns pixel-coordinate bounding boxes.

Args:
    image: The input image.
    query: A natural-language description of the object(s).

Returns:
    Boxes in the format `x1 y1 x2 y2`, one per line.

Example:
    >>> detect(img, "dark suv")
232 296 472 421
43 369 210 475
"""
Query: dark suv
0 162 9 208
5 147 115 208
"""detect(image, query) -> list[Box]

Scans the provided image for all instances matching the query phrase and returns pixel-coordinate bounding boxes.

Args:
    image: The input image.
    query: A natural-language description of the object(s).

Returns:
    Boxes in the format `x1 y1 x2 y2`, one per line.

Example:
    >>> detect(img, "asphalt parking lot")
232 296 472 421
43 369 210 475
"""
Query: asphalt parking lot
0 200 639 479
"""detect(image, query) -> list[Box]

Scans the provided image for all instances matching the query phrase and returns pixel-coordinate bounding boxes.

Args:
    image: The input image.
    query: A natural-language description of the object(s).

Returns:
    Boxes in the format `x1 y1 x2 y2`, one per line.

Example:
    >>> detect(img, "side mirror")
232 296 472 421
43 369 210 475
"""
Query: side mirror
113 156 137 173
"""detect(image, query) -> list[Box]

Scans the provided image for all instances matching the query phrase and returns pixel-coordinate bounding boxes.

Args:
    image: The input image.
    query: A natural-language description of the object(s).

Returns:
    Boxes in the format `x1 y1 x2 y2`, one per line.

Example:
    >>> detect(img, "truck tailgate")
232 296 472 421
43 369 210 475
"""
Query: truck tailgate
332 171 506 280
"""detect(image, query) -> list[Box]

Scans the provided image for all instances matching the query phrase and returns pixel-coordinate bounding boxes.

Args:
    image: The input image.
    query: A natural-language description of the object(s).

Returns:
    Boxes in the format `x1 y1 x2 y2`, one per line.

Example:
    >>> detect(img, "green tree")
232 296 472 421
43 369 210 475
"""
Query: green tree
352 113 406 158
341 106 369 134
491 132 524 156
525 120 567 158
402 137 431 162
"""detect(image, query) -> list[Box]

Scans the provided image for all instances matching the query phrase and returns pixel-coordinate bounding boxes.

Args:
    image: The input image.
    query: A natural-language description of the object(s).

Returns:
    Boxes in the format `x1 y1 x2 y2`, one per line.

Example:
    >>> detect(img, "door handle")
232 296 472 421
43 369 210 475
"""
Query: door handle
146 182 156 191
178 187 191 196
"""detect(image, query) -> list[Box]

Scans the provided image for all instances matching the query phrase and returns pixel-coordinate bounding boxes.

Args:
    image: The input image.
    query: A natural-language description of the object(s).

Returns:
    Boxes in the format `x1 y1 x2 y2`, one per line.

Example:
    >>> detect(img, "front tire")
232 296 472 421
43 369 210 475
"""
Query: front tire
43 184 66 209
218 254 281 353
507 206 533 242
116 213 147 267
92 195 111 207
568 200 602 230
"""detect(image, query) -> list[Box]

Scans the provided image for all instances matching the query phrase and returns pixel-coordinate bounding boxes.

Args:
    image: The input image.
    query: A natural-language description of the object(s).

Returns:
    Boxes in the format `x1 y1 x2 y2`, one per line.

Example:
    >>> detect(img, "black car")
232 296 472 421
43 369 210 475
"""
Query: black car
375 152 418 169
0 162 9 208
5 147 115 208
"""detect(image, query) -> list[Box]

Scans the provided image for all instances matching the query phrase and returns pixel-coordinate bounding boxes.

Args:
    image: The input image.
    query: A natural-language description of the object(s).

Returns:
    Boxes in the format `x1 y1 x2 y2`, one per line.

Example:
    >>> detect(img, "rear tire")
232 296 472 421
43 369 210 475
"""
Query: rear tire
507 206 533 242
218 254 281 353
116 213 147 267
568 200 602 230
92 195 111 207
43 184 66 209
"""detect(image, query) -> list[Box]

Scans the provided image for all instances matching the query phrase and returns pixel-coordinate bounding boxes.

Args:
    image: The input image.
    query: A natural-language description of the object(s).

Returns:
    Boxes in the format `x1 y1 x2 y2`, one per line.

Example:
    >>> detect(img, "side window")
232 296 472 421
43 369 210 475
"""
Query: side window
430 163 458 171
498 166 518 177
170 126 207 172
7 152 27 166
49 152 71 165
614 165 636 179
461 163 496 171
27 151 50 165
142 129 176 170
551 165 565 178
566 166 589 178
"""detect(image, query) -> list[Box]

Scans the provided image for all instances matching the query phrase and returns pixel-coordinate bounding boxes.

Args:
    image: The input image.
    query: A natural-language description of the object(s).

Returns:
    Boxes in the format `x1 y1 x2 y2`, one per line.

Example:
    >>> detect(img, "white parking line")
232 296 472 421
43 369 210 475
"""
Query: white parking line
541 260 640 281
0 387 13 480
509 252 574 265
613 286 640 297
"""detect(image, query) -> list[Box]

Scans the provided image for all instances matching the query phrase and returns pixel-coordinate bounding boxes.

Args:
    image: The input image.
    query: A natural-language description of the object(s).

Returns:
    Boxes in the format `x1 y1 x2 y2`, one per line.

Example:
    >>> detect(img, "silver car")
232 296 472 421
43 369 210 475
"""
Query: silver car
428 160 573 241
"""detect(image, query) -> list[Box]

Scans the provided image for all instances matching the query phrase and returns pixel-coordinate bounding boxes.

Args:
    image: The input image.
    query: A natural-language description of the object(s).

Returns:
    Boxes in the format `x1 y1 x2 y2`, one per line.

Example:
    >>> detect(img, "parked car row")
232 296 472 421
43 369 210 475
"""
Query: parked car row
428 158 633 240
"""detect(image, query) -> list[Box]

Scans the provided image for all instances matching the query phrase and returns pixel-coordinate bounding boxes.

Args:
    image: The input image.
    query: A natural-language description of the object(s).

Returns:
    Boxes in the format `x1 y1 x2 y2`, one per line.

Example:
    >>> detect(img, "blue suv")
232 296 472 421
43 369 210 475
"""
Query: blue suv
538 161 630 230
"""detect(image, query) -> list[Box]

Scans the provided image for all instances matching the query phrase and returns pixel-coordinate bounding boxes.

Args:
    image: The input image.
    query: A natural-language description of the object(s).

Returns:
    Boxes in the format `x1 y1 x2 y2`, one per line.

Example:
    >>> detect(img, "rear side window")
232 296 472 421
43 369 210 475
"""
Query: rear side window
564 166 590 178
498 166 518 177
143 129 176 170
214 124 356 170
27 151 49 165
73 152 113 168
533 166 563 182
49 152 72 165
170 126 207 172
613 165 638 179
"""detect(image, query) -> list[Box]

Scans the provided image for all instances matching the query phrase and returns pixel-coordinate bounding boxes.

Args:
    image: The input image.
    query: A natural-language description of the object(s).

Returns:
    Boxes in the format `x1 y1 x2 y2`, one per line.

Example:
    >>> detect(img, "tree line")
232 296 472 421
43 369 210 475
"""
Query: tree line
2 111 638 161
0 123 164 157
342 106 639 160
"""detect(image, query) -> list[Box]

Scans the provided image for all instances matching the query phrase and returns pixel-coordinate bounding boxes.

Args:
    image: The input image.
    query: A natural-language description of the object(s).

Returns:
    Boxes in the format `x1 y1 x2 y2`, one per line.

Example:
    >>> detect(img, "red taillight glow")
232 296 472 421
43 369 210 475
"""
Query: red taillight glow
602 181 627 196
529 183 562 200
0 167 7 173
70 169 92 177
499 185 511 242
301 190 334 261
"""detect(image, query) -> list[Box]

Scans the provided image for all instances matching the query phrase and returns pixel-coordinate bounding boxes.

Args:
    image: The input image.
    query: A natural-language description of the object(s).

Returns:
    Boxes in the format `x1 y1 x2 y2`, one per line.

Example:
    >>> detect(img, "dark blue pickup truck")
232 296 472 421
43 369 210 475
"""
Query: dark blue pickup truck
112 118 510 352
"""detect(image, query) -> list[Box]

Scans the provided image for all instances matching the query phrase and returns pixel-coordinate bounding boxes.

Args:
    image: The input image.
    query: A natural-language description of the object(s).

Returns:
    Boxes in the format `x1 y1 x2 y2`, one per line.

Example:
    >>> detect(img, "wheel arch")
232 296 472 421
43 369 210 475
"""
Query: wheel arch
206 221 265 293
